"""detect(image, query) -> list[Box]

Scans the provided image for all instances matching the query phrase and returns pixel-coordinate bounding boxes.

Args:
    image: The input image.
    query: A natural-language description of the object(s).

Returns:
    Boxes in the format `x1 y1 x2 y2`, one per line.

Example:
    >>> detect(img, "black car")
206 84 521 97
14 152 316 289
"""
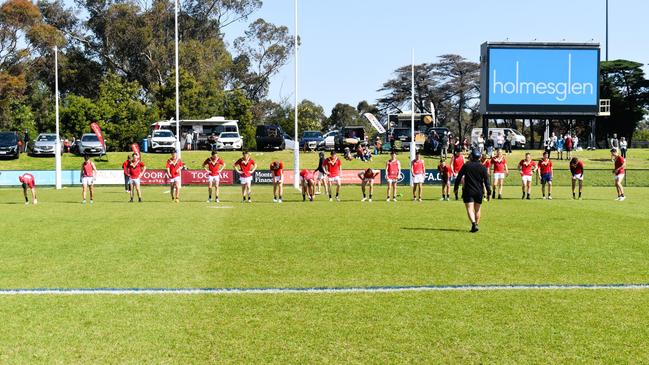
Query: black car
334 126 366 152
256 125 286 151
0 131 21 159
423 127 450 155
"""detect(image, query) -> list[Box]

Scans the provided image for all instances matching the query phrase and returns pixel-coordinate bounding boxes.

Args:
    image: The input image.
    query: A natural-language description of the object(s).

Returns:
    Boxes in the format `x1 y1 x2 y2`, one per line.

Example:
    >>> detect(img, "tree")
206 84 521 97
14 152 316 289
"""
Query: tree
599 60 649 142
233 18 296 101
432 54 480 139
377 63 438 114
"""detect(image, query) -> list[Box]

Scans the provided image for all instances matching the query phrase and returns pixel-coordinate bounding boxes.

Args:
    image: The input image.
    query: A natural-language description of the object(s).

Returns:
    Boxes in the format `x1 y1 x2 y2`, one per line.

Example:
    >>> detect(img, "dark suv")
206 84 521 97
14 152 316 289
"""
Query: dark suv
256 125 286 151
335 126 366 151
0 131 21 159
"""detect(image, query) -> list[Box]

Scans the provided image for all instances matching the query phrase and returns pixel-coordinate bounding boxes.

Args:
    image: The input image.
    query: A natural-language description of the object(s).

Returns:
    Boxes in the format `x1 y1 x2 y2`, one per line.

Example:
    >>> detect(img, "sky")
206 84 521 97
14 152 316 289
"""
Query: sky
224 0 649 114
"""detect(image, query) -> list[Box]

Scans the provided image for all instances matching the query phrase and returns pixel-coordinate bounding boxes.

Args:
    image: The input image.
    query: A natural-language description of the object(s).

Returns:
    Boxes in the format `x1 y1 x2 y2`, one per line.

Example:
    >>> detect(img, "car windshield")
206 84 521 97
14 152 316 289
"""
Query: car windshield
393 129 410 138
303 132 322 138
37 134 57 142
0 133 17 144
153 130 174 138
81 135 99 142
220 133 239 138
343 129 363 138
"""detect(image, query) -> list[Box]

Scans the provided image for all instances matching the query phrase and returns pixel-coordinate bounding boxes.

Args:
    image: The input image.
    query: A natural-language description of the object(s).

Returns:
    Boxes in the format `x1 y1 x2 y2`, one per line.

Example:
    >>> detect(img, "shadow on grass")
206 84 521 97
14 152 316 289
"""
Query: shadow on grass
401 227 467 233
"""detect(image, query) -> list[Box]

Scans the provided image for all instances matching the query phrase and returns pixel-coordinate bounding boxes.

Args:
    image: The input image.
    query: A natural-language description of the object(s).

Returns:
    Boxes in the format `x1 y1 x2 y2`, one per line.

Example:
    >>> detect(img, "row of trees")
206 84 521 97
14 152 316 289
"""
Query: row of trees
1 0 647 149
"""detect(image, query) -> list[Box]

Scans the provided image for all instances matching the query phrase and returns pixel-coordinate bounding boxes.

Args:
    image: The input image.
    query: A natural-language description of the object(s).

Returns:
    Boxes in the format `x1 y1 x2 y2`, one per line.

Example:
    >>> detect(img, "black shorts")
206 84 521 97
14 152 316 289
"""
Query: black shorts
462 194 483 204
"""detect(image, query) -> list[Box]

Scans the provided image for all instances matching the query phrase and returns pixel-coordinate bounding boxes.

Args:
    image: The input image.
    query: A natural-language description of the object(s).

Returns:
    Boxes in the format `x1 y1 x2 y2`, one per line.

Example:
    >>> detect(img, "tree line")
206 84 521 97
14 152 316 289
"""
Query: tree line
1 0 647 150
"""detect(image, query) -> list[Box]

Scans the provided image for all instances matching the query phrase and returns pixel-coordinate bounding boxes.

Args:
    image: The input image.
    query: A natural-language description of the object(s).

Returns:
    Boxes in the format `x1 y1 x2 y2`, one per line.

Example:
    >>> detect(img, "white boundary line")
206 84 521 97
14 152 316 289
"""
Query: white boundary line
2 284 649 295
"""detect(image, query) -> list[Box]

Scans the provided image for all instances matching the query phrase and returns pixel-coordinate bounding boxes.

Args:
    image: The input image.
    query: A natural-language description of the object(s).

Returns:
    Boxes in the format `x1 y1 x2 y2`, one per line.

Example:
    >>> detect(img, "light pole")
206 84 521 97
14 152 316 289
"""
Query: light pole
293 0 299 189
174 0 181 158
410 49 416 187
54 46 62 190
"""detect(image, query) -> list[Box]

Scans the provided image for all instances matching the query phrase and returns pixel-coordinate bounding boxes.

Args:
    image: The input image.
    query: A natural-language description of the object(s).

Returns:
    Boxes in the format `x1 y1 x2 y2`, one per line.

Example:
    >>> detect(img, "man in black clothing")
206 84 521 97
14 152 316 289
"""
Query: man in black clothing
454 148 492 233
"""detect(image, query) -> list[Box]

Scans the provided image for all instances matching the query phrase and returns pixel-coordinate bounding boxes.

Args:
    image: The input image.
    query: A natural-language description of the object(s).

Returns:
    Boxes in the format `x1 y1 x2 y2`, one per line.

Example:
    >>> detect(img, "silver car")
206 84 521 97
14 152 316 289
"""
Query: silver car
78 133 105 155
28 133 61 156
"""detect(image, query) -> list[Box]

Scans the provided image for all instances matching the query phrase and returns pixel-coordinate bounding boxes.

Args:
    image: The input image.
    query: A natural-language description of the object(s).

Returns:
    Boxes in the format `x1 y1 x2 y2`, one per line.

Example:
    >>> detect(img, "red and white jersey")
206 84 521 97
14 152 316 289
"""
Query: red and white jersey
122 160 129 174
437 164 452 178
492 157 507 173
235 158 255 177
570 160 584 175
19 173 35 187
325 157 342 177
300 169 314 181
270 161 284 177
203 157 224 176
82 161 95 177
518 160 537 176
126 161 146 179
386 159 401 179
411 159 425 175
538 158 553 175
451 155 465 174
363 169 379 179
614 156 626 175
166 158 184 178
481 158 492 170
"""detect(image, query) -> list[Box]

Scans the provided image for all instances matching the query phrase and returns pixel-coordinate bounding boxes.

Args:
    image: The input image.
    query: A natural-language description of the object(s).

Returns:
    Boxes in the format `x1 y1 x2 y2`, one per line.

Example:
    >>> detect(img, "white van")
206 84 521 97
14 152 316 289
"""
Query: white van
471 128 526 148
150 117 240 150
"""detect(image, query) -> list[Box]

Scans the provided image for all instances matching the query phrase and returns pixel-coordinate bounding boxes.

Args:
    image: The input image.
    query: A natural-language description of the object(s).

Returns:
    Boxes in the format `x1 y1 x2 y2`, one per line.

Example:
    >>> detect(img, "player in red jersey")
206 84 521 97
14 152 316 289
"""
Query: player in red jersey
234 150 257 203
385 150 401 201
358 168 380 202
166 151 186 203
18 173 37 205
202 150 225 203
80 154 97 204
569 157 584 199
611 148 626 201
480 153 492 196
537 151 553 200
299 169 316 202
490 149 508 199
411 151 425 201
437 159 452 201
324 151 342 201
450 150 465 181
518 152 537 200
270 160 284 203
126 153 146 202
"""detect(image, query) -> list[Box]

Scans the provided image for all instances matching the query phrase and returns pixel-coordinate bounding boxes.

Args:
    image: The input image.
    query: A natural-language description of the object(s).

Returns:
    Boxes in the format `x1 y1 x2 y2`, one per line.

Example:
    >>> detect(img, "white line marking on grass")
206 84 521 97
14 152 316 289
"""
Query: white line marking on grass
2 284 649 295
207 206 233 209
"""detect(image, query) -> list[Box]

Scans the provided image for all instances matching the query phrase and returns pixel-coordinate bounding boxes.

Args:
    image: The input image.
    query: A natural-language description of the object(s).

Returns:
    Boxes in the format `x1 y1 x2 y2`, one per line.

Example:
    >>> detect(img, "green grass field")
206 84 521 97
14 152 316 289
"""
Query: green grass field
1 184 648 362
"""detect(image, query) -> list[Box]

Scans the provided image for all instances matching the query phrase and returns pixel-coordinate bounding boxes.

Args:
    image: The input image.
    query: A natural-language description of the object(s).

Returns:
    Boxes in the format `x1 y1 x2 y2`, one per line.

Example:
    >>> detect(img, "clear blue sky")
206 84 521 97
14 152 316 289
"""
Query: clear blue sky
225 0 648 114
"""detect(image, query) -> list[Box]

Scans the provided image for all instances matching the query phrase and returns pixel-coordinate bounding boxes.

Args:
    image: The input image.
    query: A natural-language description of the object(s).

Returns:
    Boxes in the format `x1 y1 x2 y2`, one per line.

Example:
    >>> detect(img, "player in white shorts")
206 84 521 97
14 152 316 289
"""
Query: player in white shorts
166 151 186 203
80 154 97 204
203 150 225 202
411 151 425 201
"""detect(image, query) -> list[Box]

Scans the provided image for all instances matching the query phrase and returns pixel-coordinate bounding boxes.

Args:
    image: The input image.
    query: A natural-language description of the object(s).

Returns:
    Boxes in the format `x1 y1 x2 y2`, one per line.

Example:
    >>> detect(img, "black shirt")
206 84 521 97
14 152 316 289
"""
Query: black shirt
454 160 491 197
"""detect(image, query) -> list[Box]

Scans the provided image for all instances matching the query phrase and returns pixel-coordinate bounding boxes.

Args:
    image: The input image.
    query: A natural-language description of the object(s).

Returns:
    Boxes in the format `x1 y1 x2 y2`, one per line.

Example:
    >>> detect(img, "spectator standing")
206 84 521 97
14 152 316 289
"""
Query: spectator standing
496 132 505 149
441 132 449 160
610 133 619 150
564 134 574 160
185 131 193 151
573 135 579 150
485 133 494 156
23 129 30 153
503 132 512 154
620 137 628 158
555 137 564 160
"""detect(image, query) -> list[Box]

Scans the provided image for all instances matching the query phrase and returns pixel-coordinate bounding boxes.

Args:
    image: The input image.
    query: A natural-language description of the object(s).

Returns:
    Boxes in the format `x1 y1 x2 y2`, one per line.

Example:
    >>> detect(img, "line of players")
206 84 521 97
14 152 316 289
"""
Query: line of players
17 147 627 204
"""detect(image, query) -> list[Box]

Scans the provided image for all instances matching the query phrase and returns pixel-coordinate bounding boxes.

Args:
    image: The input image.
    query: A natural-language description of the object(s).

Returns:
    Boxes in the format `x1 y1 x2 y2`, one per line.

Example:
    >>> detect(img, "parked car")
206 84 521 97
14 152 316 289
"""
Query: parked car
148 129 177 153
283 133 297 150
387 127 412 150
216 132 243 150
28 133 61 156
335 126 366 152
471 127 526 149
317 130 338 151
256 125 285 150
423 127 450 154
299 131 324 150
77 133 105 155
0 131 20 159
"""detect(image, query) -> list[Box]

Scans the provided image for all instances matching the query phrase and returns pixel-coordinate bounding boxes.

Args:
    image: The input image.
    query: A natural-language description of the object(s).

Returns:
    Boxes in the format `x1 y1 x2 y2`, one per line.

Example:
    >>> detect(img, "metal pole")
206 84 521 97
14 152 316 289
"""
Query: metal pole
605 0 609 61
174 0 181 158
410 49 415 186
54 46 62 190
293 0 300 189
